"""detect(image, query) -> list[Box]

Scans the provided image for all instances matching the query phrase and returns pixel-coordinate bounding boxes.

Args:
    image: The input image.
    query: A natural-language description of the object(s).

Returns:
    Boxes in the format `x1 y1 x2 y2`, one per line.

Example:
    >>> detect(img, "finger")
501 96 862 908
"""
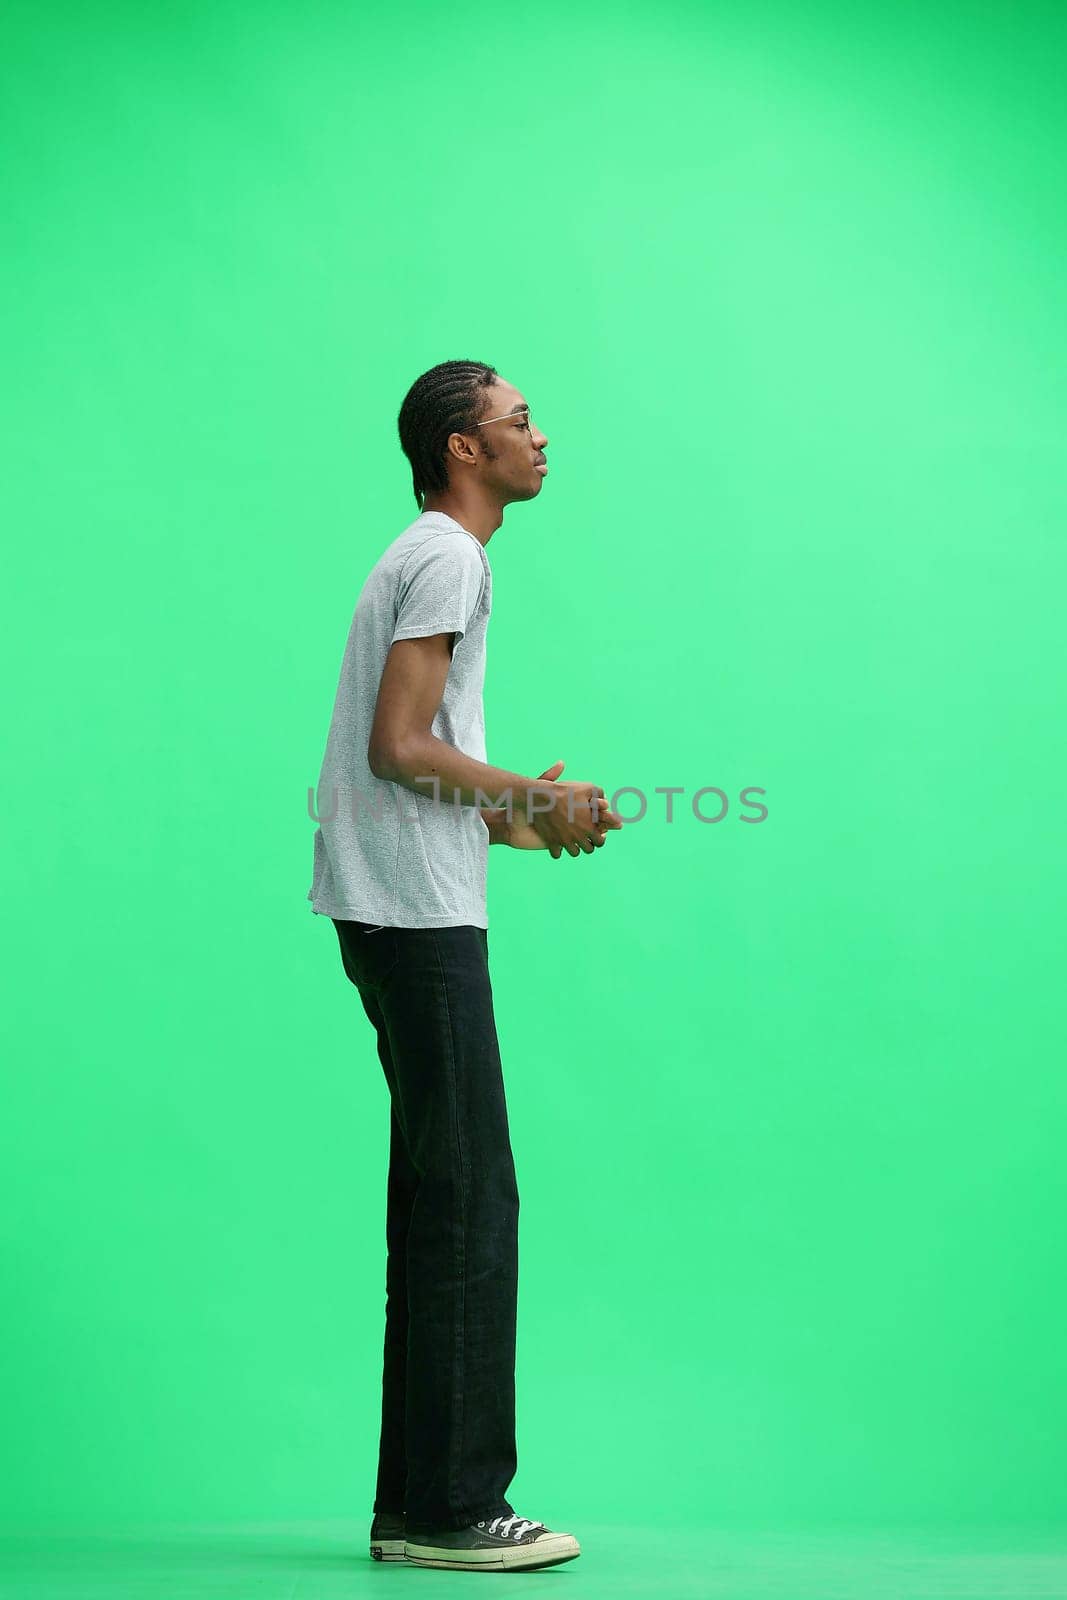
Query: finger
538 760 565 780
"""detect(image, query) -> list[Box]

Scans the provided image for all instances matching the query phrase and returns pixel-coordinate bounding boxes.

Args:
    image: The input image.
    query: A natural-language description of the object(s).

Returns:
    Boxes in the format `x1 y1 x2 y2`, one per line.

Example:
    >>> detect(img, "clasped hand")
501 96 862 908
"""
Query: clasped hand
489 760 624 858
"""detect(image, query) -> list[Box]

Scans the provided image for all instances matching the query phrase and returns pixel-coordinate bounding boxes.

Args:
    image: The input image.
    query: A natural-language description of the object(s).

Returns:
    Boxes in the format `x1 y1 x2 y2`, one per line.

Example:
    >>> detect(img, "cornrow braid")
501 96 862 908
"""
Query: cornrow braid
397 359 499 511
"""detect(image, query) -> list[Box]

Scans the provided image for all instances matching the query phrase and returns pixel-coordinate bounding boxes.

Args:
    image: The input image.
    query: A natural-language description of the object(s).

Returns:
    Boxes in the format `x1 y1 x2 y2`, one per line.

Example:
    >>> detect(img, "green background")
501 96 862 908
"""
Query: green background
3 0 1065 1549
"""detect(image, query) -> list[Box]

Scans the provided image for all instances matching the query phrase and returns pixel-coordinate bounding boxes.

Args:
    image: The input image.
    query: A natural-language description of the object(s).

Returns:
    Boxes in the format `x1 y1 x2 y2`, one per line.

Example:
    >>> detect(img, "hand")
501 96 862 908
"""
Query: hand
486 761 561 849
523 760 623 859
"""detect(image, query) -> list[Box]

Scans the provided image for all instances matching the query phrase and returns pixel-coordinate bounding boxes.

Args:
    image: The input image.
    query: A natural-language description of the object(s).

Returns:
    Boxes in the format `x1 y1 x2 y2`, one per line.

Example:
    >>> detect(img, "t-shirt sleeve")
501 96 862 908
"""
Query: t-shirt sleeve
391 535 485 649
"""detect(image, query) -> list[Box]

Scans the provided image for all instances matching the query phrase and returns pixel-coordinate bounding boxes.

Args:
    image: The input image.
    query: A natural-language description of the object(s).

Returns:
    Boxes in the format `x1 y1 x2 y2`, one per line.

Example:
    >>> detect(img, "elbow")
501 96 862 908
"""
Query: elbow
368 734 423 782
368 739 397 781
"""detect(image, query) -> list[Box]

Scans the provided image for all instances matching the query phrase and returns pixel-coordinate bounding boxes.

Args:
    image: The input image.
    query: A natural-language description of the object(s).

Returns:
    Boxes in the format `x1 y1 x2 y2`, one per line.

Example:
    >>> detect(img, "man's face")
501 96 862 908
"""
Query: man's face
466 380 550 502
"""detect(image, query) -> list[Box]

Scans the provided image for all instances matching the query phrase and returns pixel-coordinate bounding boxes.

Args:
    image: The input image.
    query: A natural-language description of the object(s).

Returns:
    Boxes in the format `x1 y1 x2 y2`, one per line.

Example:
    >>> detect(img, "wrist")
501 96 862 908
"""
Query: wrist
480 807 510 846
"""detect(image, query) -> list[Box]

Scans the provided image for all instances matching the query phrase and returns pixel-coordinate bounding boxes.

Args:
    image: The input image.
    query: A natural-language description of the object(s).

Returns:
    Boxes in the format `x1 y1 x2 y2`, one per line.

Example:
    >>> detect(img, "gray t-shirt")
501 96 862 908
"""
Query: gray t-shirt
307 510 493 928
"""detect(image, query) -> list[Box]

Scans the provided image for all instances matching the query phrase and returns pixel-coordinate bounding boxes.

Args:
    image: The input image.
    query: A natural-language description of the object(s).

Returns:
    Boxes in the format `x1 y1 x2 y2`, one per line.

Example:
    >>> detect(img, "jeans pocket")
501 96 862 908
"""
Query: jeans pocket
333 919 400 988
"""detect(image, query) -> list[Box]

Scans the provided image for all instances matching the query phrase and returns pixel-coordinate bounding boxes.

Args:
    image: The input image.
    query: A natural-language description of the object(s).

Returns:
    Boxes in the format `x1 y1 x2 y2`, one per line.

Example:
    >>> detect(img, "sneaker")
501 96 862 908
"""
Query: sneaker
404 1512 581 1571
369 1510 406 1562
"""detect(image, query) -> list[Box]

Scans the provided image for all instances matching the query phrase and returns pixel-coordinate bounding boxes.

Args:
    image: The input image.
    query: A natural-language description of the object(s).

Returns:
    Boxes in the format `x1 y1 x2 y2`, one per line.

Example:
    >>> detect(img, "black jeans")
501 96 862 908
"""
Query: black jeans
332 918 520 1537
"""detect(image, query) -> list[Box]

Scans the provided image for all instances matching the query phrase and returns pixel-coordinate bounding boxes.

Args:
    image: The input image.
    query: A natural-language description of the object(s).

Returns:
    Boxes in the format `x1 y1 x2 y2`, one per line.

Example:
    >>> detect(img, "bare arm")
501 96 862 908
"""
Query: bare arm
367 633 619 857
368 632 552 815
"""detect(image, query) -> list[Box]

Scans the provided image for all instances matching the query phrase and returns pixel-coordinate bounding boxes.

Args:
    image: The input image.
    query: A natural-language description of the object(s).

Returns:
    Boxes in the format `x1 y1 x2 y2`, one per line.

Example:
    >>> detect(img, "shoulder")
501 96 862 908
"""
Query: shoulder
419 527 484 561
400 529 486 579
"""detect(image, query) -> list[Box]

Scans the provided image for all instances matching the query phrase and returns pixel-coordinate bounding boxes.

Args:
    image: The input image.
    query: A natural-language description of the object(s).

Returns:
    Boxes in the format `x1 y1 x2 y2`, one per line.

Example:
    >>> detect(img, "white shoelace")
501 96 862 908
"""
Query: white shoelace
488 1514 544 1541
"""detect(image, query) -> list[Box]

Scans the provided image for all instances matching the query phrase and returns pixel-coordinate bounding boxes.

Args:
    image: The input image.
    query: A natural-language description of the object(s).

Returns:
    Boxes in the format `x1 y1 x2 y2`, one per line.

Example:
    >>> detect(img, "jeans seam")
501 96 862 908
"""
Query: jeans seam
429 928 467 1517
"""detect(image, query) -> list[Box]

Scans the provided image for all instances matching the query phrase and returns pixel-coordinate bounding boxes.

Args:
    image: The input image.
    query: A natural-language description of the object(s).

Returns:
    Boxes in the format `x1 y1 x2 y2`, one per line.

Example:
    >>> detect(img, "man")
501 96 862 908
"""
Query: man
307 359 622 1572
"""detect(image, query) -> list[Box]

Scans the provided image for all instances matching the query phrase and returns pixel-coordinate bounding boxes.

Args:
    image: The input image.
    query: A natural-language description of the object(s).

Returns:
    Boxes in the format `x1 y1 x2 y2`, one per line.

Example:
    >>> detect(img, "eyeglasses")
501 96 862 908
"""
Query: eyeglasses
474 407 533 430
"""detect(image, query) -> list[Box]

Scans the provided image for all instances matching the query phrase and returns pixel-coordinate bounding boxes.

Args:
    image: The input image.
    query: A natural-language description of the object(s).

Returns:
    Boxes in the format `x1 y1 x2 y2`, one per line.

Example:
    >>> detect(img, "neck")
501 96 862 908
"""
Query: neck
421 492 502 547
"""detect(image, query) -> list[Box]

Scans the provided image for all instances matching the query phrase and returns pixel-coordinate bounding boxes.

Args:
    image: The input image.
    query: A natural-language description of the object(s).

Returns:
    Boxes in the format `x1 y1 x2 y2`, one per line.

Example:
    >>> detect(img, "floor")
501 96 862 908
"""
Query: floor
2 1520 1066 1598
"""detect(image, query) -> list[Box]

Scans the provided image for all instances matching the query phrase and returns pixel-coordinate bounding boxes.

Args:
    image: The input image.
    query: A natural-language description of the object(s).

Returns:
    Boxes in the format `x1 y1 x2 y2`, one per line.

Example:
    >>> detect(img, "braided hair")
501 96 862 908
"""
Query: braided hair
397 359 499 511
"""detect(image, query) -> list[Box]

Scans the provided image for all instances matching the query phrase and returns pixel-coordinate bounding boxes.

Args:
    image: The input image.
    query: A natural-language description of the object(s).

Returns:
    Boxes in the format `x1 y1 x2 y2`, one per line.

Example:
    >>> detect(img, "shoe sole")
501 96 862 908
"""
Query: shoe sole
404 1534 581 1571
370 1538 406 1562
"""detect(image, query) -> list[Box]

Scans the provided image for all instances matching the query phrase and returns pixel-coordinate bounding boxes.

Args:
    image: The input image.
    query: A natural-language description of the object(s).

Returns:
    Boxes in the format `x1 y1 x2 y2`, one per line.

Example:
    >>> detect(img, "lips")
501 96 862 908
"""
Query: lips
534 459 548 472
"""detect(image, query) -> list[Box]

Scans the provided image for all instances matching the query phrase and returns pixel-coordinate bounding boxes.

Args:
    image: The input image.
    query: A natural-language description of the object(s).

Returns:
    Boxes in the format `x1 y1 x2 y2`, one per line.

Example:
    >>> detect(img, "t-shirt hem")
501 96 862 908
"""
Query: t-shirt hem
310 900 488 929
390 622 467 645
